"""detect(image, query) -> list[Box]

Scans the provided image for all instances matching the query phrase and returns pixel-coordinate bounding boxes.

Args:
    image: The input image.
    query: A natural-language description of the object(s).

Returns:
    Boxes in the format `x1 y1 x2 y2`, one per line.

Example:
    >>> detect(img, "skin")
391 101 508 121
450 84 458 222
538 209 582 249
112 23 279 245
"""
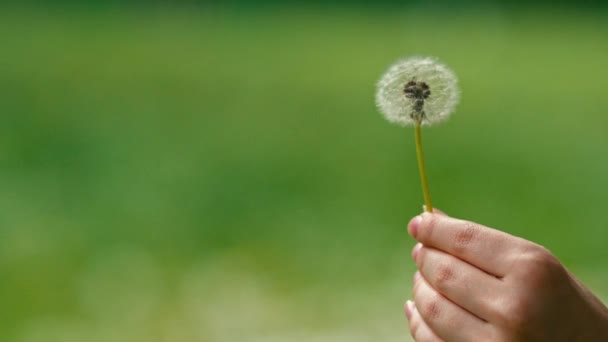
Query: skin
405 210 608 342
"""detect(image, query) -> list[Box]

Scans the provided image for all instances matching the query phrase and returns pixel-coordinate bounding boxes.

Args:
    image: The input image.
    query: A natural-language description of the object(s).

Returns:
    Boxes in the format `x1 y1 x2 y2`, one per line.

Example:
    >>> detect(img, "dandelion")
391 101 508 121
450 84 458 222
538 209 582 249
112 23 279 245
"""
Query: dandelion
376 57 460 212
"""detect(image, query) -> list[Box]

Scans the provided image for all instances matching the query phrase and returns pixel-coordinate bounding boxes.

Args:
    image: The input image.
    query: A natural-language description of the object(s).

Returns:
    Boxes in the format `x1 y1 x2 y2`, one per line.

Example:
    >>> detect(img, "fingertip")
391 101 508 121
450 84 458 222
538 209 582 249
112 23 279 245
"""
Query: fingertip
408 215 422 238
405 300 414 320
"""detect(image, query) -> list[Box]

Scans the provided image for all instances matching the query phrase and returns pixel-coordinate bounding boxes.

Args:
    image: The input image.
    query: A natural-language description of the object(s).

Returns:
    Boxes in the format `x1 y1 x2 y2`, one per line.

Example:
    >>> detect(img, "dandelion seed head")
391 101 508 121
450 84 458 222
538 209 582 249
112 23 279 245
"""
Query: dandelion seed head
376 56 460 126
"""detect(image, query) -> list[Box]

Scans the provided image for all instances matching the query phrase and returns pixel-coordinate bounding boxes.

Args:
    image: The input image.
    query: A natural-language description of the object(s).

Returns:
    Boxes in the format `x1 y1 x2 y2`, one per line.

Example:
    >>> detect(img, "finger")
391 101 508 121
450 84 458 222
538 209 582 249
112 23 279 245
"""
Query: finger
408 213 525 277
405 300 444 342
413 273 494 341
415 245 504 322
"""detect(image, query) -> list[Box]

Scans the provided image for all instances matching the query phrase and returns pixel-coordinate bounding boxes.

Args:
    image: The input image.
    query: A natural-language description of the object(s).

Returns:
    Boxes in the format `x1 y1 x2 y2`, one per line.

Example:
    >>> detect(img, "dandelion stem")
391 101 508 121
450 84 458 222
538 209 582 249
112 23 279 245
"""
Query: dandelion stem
414 122 433 213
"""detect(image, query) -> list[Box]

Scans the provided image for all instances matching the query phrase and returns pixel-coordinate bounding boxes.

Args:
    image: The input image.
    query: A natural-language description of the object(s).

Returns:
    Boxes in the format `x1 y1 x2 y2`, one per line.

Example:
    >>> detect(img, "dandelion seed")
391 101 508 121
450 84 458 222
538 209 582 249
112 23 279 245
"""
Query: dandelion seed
376 56 459 126
375 57 460 212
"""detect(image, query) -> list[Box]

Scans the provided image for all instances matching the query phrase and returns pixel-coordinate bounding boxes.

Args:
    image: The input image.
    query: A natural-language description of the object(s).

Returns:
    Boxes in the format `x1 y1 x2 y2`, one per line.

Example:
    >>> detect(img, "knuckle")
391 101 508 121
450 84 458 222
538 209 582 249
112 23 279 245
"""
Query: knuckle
433 262 456 292
487 293 511 320
531 246 561 269
495 295 531 328
421 297 441 321
518 244 555 266
452 221 479 253
516 244 565 282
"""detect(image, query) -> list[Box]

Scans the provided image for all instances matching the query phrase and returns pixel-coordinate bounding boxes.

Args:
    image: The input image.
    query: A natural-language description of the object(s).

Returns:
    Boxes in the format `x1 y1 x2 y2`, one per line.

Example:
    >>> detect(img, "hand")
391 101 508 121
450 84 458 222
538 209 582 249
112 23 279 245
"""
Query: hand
405 211 608 341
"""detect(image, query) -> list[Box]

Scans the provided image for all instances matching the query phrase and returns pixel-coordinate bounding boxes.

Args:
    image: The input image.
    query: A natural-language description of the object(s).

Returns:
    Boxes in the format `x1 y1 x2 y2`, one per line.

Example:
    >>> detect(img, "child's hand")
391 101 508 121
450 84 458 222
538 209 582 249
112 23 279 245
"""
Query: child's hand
405 212 608 341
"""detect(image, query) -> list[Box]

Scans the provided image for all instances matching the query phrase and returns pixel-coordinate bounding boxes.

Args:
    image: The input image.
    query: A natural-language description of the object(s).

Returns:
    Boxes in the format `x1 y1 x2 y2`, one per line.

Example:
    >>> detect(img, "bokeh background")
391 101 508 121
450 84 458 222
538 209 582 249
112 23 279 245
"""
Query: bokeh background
1 1 607 341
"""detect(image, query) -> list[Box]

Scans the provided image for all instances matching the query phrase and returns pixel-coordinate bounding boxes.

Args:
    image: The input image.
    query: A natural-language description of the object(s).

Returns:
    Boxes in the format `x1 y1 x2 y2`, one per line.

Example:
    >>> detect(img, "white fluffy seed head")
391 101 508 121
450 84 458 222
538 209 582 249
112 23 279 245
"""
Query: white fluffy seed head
376 56 460 127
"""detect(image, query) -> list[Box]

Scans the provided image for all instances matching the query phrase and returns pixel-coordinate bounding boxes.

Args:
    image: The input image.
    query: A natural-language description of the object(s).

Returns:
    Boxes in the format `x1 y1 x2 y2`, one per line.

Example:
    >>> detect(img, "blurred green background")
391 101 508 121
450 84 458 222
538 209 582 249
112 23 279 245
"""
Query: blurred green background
1 2 607 341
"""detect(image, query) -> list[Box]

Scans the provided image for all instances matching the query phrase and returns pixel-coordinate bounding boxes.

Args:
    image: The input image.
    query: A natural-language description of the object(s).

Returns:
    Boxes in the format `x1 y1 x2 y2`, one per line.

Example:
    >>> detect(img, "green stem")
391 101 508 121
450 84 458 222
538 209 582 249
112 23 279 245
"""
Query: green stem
415 122 433 213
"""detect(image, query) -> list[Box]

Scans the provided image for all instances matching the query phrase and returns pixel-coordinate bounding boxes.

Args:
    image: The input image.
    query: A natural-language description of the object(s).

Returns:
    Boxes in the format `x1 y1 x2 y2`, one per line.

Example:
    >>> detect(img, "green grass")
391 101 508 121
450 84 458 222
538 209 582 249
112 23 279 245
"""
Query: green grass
0 6 607 341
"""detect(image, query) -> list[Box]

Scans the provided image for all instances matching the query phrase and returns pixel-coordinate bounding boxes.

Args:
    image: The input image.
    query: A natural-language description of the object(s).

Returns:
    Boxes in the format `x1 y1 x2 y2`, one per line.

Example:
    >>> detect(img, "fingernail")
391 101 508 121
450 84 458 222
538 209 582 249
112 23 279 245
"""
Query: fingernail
408 216 422 238
414 271 421 283
405 300 414 320
412 243 422 261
